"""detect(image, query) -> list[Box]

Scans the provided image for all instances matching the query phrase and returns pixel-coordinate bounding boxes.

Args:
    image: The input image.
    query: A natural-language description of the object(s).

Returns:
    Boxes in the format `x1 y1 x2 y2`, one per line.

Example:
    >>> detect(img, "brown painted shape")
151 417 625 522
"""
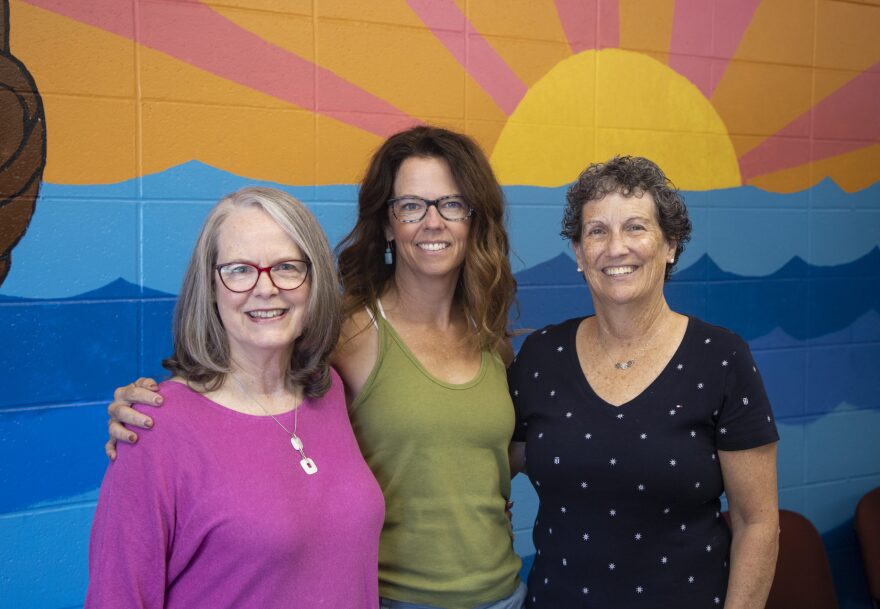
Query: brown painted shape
0 0 46 286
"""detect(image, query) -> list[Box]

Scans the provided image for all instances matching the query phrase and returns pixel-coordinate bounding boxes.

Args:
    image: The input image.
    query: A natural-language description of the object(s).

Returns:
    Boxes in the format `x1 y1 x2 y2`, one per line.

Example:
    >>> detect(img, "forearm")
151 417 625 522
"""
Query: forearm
723 519 779 609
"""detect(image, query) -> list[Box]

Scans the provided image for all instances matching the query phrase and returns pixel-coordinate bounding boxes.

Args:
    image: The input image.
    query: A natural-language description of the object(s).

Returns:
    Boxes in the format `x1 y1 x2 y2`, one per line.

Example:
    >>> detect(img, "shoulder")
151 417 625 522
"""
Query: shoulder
685 316 750 354
145 380 208 435
515 317 584 357
334 309 377 362
331 308 379 402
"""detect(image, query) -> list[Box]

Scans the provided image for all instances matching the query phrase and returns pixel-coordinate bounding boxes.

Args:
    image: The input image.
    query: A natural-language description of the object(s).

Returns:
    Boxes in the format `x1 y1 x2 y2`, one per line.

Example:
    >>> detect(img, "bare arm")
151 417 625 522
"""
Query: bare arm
105 378 164 460
719 442 779 609
330 310 379 406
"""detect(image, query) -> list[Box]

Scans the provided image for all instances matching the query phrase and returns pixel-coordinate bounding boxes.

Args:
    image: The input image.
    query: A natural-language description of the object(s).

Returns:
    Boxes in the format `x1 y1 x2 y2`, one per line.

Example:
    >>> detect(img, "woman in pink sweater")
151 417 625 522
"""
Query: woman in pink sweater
86 187 385 609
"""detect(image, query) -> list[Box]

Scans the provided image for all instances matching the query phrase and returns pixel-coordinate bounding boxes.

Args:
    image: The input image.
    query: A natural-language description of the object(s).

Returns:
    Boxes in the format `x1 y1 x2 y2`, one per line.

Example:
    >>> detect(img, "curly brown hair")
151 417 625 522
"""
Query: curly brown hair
337 126 516 349
561 156 691 280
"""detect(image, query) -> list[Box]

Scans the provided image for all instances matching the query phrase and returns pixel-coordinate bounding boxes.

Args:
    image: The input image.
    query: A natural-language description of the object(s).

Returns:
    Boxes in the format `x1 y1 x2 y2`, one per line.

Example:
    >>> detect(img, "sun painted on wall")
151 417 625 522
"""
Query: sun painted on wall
7 0 880 196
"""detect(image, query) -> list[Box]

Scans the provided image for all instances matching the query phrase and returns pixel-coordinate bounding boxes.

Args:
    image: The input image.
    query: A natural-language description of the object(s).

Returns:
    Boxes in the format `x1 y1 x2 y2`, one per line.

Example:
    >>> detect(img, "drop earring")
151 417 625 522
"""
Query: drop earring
384 241 394 266
576 266 583 273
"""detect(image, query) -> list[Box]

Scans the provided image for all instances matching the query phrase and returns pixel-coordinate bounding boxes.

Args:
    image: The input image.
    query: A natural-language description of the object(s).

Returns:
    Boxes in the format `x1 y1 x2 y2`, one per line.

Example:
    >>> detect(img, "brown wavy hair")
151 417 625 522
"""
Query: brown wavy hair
163 187 341 398
337 125 516 349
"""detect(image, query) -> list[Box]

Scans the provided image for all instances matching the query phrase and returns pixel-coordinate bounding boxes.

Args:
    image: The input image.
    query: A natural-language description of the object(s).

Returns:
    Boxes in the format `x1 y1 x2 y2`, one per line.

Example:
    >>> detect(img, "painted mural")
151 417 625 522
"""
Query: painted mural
0 1 878 608
0 0 44 285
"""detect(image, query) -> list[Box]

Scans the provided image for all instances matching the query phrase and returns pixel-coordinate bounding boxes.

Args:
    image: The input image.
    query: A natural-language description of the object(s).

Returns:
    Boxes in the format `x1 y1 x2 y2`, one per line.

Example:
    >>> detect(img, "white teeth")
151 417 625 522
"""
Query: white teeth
247 309 286 319
604 266 635 276
418 242 449 251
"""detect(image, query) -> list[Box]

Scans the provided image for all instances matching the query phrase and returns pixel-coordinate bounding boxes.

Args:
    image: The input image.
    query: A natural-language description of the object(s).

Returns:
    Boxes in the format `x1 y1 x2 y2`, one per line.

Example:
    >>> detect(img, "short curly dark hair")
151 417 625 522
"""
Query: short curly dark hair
561 156 691 280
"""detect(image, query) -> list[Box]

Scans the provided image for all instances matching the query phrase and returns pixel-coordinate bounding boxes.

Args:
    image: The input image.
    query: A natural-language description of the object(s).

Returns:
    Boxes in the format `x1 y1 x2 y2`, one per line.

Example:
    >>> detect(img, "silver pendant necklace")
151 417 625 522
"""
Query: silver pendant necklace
597 316 667 371
230 375 317 475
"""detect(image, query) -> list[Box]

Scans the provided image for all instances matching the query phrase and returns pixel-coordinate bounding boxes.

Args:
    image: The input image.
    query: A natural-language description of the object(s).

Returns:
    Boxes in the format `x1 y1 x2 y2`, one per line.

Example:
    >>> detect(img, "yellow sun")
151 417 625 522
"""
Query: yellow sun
490 49 741 190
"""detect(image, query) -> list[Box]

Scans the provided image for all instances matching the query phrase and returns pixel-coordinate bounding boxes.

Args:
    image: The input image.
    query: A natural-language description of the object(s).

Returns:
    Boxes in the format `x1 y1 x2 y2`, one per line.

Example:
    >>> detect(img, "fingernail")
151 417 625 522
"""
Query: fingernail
128 434 137 442
144 419 153 428
154 397 163 405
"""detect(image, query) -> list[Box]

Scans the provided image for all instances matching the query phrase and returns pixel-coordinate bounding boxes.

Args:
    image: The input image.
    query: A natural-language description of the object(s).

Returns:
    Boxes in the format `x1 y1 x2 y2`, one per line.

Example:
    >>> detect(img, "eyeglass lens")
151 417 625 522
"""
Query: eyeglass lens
217 260 309 292
390 196 471 222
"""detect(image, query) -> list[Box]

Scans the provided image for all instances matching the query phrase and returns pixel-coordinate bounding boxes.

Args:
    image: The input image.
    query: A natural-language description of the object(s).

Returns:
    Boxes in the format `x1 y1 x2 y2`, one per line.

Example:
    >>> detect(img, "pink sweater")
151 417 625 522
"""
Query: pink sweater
86 371 384 609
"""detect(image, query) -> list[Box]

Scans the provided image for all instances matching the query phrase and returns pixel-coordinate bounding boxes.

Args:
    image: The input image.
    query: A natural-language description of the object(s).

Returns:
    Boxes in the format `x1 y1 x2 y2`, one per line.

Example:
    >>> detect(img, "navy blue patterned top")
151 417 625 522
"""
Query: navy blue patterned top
509 316 778 609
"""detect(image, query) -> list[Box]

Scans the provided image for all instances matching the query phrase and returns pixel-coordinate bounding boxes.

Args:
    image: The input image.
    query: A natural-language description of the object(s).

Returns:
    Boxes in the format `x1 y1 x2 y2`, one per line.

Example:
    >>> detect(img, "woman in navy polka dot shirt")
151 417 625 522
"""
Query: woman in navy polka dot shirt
508 156 779 609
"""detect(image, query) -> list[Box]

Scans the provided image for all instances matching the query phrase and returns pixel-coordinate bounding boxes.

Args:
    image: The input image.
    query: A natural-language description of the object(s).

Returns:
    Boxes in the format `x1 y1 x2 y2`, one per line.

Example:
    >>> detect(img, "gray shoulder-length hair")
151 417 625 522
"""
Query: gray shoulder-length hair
163 187 341 398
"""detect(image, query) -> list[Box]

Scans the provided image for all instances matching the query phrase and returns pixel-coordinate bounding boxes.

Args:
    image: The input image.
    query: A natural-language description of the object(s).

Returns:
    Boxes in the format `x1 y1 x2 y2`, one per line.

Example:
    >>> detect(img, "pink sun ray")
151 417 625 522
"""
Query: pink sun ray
668 0 762 98
553 0 619 54
739 63 880 182
405 0 527 115
23 0 417 138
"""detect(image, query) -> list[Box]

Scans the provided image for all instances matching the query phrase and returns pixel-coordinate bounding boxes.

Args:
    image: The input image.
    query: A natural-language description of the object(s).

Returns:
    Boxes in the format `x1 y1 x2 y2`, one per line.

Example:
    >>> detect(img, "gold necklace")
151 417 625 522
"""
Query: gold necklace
230 375 317 475
596 316 667 370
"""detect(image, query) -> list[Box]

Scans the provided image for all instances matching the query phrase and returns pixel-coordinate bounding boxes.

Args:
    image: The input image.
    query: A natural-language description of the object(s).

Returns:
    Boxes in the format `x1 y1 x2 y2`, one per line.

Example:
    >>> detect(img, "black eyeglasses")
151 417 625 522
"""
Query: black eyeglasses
215 259 310 293
387 195 474 223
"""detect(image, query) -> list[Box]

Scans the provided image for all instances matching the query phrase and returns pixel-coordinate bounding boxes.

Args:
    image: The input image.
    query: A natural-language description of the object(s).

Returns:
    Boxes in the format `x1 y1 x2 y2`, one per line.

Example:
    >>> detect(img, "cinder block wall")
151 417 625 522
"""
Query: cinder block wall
1 1 878 608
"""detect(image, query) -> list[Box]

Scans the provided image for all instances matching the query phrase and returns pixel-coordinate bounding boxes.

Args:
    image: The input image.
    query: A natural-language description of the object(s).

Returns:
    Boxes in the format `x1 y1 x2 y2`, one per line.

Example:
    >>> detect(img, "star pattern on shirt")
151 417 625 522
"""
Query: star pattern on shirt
511 319 779 608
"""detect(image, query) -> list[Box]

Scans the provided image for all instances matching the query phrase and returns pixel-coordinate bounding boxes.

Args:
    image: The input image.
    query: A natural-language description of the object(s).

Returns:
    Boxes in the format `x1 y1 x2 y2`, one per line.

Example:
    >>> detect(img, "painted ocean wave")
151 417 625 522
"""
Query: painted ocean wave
1 161 879 299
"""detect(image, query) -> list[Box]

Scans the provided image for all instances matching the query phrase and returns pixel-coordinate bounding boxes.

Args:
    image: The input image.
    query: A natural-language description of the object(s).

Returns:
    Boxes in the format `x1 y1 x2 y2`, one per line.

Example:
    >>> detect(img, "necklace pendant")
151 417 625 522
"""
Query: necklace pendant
615 359 635 370
290 434 303 451
300 457 317 475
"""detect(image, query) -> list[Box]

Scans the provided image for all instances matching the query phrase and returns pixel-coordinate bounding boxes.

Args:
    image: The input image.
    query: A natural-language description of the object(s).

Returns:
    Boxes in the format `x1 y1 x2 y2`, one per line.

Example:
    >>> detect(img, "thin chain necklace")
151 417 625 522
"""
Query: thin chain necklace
596 315 668 370
230 374 317 475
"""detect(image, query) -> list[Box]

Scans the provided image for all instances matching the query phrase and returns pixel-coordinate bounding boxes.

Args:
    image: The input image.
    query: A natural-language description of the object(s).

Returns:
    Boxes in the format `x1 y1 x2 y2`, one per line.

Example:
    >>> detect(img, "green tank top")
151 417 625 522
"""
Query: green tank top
349 312 521 609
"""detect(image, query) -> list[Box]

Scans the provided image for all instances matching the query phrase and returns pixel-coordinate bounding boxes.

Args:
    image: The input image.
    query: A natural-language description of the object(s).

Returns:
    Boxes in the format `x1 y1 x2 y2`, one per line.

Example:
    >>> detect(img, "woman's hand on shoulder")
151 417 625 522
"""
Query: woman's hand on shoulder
331 310 379 405
105 378 163 461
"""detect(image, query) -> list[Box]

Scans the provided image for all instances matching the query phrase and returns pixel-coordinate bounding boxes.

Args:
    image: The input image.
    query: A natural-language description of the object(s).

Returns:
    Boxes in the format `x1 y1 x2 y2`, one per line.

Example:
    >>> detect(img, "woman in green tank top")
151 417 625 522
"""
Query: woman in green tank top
334 127 523 609
104 127 526 609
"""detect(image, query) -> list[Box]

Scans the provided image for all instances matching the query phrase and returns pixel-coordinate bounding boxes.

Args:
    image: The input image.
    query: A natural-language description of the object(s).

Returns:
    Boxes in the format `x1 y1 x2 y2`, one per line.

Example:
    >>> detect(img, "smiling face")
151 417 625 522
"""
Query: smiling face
572 191 676 310
384 155 470 285
214 206 310 365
